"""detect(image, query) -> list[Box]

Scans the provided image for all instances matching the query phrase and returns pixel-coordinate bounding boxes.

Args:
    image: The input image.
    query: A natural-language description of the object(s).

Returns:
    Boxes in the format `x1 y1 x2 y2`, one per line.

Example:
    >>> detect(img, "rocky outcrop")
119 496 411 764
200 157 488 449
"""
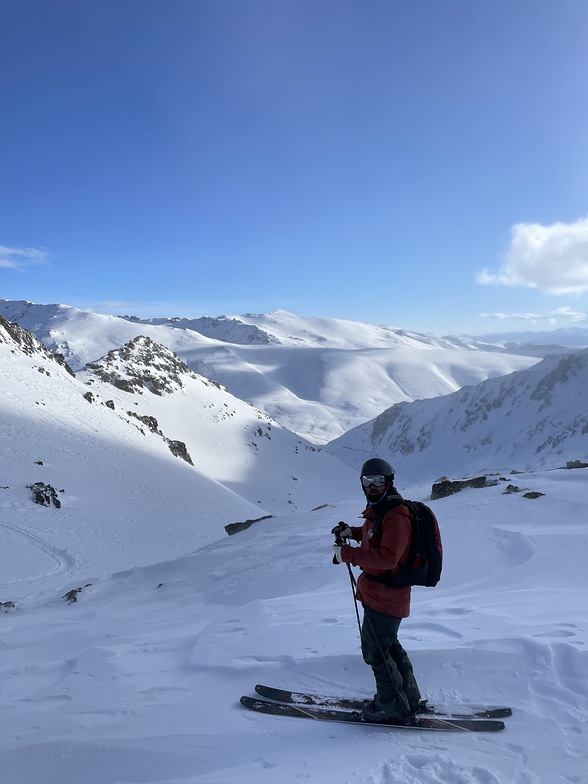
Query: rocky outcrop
430 474 547 501
0 316 75 376
128 411 160 434
166 439 193 465
225 515 274 536
127 411 193 465
62 584 92 604
27 482 62 508
503 484 523 494
431 476 495 500
85 336 192 396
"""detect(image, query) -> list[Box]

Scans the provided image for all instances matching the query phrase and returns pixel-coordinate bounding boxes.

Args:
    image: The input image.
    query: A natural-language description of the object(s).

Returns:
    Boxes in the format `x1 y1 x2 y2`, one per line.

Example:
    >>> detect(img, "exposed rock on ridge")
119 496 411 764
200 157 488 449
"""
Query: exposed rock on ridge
0 316 75 376
84 335 203 395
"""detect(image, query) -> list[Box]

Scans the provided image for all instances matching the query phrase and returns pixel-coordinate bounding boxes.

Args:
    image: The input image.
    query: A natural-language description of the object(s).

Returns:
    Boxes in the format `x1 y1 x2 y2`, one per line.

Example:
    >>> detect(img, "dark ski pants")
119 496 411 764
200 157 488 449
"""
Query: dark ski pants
360 605 421 718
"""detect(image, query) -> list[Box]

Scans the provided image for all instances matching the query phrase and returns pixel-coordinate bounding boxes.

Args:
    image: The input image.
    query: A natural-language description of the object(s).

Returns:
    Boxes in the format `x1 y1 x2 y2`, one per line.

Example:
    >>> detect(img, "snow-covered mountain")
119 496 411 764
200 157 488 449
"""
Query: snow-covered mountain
2 311 588 784
121 313 279 345
330 349 588 482
0 299 220 371
0 300 544 443
0 316 357 593
75 333 358 514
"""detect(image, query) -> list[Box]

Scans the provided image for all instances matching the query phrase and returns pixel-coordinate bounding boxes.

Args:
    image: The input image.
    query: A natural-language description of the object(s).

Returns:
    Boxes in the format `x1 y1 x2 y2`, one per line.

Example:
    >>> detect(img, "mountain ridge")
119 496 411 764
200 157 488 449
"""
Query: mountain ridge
329 348 588 482
0 299 549 443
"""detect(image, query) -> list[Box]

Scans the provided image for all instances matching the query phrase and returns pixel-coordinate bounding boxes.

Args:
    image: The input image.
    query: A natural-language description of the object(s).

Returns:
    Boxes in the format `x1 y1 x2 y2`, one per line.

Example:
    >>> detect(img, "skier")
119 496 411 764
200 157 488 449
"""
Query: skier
331 457 422 722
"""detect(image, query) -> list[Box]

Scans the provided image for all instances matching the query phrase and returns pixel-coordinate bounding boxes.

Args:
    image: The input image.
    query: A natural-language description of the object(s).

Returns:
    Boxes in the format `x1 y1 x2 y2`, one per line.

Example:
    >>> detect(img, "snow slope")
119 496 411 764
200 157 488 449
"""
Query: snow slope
1 314 587 783
329 349 588 483
1 471 587 784
0 317 356 596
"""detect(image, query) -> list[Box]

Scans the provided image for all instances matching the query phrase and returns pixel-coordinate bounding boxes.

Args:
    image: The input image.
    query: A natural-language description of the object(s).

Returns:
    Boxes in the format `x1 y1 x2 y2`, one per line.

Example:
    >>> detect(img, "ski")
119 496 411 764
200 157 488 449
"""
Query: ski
254 684 512 720
241 695 506 732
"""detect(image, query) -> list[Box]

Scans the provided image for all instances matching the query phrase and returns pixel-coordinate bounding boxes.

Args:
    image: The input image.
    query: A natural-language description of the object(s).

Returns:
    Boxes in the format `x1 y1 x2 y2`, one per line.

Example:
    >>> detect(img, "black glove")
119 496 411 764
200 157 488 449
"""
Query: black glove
331 522 352 539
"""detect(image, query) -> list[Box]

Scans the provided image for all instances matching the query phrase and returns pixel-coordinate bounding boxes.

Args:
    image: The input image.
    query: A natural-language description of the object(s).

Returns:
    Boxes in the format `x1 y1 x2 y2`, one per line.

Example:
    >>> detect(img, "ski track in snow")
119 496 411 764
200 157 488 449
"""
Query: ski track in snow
0 519 79 586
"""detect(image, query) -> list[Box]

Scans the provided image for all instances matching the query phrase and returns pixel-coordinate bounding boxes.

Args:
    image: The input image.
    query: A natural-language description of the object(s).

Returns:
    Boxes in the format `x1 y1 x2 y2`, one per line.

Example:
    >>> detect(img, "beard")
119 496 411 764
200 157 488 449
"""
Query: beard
365 486 387 504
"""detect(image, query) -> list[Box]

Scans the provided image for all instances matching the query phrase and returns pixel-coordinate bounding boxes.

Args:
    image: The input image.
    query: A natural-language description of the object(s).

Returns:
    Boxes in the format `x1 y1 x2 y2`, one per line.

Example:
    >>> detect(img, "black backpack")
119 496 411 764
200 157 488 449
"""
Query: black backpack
363 499 443 588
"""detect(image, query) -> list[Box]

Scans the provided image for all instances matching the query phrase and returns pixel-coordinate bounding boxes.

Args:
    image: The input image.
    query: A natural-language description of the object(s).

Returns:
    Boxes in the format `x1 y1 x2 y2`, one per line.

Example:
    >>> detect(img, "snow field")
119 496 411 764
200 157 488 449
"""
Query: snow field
1 476 587 783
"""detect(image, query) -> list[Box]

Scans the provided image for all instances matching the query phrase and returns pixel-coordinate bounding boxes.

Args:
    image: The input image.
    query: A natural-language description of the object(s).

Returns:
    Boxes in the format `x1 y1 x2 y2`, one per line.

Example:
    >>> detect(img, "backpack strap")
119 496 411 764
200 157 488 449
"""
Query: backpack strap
372 497 403 537
364 499 415 588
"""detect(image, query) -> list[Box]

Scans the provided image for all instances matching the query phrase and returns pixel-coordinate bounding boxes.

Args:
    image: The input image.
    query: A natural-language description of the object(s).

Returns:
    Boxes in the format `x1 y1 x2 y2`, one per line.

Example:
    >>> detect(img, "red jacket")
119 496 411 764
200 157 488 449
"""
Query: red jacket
339 501 412 618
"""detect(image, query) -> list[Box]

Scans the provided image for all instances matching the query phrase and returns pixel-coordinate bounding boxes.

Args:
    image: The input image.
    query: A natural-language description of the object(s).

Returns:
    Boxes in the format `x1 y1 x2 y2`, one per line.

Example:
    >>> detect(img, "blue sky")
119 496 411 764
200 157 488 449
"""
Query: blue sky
1 0 587 335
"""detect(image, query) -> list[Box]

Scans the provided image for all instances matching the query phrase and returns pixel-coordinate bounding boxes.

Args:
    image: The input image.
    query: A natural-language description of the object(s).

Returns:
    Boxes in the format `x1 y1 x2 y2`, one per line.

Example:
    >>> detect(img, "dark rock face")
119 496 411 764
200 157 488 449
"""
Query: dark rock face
431 476 490 500
126 411 193 464
27 482 62 508
566 460 588 469
225 515 274 536
128 411 160 434
166 439 193 465
430 473 549 501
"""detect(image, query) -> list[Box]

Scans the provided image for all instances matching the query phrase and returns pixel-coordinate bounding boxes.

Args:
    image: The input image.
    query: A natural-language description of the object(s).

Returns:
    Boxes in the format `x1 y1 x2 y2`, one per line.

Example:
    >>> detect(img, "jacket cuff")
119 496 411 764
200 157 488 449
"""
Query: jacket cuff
340 543 355 566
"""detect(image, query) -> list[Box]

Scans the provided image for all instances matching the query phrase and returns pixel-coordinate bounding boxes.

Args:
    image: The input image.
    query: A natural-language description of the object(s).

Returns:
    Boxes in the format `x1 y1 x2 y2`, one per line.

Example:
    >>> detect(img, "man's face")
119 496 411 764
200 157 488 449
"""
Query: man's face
362 474 388 503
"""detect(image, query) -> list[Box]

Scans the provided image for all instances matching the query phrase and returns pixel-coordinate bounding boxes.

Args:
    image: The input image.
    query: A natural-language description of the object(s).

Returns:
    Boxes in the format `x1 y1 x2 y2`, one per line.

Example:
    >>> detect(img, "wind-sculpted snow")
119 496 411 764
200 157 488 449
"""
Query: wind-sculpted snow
1 475 586 783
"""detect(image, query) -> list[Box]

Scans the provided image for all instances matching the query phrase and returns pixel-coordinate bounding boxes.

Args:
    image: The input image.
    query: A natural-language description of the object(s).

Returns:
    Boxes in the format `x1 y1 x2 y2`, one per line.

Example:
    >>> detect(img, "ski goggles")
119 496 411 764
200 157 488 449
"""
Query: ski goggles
361 474 387 488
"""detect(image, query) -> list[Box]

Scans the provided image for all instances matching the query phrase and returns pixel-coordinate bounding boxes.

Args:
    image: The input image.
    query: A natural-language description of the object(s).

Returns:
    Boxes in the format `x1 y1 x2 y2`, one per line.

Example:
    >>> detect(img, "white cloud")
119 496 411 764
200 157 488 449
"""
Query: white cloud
0 246 49 272
478 216 588 294
480 307 588 324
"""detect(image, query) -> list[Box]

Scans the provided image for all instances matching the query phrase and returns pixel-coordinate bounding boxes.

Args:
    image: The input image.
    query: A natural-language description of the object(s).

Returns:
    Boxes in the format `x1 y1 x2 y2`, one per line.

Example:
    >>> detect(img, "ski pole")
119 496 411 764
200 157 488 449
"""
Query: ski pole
334 532 362 637
346 562 362 636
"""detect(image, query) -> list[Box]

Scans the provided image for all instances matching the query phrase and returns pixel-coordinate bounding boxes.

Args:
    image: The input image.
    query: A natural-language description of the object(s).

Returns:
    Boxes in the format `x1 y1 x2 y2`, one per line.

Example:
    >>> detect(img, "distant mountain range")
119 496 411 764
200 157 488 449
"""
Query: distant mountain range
471 326 588 348
1 299 586 552
0 299 569 444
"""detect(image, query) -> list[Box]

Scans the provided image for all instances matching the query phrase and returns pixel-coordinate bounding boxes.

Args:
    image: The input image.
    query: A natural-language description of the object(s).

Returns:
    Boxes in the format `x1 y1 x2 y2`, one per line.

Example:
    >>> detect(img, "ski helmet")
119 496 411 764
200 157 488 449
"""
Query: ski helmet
360 457 394 479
